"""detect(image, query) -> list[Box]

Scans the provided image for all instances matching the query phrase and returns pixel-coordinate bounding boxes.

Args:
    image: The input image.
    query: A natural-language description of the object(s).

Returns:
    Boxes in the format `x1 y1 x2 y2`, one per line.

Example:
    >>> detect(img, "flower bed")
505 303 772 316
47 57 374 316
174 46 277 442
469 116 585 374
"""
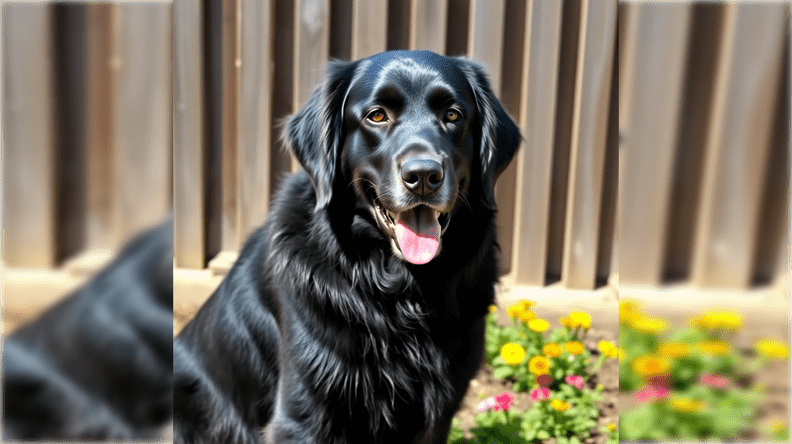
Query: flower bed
449 301 619 444
618 299 790 441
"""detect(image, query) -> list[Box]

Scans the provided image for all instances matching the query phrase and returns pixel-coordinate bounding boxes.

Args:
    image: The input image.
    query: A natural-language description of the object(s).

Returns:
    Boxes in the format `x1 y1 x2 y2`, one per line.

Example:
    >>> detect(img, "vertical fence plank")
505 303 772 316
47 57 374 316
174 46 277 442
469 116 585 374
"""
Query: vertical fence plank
238 0 275 242
691 4 786 288
174 0 205 268
85 5 114 250
410 0 447 53
545 0 581 282
111 4 171 247
3 5 56 267
293 0 330 172
467 0 505 94
511 0 563 286
221 0 239 250
619 4 691 285
560 0 616 290
351 0 387 59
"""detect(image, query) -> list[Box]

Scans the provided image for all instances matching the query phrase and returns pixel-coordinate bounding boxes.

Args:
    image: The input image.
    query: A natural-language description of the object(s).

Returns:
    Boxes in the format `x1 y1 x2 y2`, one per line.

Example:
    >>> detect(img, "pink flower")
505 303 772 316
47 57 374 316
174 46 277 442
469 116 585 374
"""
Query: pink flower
493 392 515 411
477 392 516 412
699 373 731 390
565 374 585 389
633 385 670 403
530 387 551 401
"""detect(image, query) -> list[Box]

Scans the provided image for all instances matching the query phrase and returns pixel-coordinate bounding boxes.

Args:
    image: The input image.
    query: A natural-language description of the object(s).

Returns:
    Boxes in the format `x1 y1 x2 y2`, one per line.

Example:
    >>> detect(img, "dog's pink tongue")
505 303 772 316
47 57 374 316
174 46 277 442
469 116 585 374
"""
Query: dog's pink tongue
395 206 440 265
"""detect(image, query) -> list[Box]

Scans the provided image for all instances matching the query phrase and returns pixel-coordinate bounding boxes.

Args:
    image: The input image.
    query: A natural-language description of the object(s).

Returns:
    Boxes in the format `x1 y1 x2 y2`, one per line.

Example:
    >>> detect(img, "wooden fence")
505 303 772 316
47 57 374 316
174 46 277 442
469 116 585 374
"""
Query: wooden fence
4 1 785 333
5 1 786 296
619 3 789 290
3 3 172 269
174 0 619 291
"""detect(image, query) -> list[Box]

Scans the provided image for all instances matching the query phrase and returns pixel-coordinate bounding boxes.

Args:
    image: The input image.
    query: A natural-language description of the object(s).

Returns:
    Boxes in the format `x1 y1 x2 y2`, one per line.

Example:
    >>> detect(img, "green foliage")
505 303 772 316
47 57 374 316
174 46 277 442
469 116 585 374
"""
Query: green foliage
450 302 616 443
619 302 786 441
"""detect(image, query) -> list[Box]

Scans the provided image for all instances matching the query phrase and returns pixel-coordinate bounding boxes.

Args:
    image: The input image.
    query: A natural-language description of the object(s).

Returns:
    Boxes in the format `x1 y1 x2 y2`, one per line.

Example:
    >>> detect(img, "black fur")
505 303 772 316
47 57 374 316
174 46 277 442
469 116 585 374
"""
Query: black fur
3 219 174 440
174 51 520 444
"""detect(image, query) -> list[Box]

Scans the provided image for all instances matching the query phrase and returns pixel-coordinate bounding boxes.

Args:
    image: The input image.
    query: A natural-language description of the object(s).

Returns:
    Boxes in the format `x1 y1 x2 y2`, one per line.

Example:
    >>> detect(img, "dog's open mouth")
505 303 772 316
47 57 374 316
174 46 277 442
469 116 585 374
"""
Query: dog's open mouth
371 197 451 265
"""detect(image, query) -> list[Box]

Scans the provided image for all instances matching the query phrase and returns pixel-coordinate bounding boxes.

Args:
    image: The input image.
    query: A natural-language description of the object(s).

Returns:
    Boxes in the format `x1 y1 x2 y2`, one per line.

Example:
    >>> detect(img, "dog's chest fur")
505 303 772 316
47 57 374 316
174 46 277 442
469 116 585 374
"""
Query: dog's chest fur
262 175 490 442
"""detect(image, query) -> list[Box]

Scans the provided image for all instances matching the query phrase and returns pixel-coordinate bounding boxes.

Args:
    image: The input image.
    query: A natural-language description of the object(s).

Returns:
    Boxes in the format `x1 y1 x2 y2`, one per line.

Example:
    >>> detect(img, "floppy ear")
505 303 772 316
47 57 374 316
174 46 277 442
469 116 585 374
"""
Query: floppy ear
459 60 521 209
284 60 358 210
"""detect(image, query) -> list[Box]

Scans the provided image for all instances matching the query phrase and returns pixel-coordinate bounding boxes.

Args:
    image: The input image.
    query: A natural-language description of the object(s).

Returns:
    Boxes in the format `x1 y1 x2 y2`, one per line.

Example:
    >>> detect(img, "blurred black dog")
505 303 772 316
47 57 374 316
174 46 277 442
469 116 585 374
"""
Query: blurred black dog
174 51 520 443
3 219 173 440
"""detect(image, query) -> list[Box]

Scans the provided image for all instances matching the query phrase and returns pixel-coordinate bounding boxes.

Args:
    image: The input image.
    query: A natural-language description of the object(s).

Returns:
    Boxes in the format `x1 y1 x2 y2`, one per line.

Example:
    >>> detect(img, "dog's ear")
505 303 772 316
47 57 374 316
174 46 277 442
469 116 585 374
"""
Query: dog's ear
459 60 521 209
284 60 358 210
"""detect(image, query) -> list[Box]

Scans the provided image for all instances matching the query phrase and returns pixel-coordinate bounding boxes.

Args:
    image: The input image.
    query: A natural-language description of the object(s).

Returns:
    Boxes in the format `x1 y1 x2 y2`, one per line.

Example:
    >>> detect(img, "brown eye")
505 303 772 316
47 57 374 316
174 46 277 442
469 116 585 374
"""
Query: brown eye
445 109 461 122
367 109 387 123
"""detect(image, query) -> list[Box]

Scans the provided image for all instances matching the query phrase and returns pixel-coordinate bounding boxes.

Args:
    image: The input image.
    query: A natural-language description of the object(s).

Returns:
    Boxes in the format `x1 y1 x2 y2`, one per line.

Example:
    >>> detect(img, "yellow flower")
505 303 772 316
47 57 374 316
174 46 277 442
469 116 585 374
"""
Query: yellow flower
697 340 730 356
517 310 537 323
528 356 551 375
518 300 536 309
755 338 790 360
507 304 523 319
488 305 497 314
630 315 667 333
543 343 562 357
704 309 744 330
568 311 592 329
632 355 669 377
596 383 604 392
564 341 585 355
598 340 618 358
606 423 616 432
528 318 550 333
658 342 690 359
549 399 571 412
500 343 526 365
507 302 536 323
670 397 706 413
560 316 573 328
619 299 642 324
618 347 625 361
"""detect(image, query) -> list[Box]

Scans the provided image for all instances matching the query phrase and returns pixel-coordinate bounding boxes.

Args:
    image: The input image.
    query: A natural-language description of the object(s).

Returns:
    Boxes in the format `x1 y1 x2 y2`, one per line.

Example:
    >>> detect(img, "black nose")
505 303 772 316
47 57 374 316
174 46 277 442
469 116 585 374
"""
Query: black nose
401 158 444 196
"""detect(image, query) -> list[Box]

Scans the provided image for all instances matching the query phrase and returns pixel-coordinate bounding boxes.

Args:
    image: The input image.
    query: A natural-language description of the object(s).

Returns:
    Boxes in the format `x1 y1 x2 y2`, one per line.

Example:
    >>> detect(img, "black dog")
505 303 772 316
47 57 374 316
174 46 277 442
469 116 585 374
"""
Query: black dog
174 50 520 443
3 220 174 440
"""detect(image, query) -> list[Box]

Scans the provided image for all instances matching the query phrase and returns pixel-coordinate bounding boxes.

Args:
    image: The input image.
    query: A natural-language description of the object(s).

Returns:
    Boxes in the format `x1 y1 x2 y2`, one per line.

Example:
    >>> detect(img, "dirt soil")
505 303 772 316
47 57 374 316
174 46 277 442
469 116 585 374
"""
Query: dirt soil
452 328 619 444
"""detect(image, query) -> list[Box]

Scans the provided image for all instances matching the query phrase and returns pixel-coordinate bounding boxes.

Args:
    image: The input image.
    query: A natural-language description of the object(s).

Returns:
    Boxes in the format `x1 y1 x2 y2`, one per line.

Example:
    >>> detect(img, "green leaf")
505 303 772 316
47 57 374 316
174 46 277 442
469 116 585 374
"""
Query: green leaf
492 366 514 380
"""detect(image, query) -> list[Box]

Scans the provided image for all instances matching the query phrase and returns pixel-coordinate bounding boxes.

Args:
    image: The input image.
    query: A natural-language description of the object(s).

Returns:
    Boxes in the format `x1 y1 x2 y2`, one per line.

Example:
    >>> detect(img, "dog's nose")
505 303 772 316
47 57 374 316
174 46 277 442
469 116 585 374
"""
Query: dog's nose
401 158 444 196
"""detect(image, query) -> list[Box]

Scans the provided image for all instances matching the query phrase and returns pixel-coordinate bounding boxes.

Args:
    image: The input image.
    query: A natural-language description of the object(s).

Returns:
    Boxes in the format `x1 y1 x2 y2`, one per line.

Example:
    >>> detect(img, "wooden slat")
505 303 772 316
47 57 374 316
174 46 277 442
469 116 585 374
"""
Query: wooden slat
111 4 171 246
174 0 205 268
662 5 723 281
560 0 617 290
85 5 114 250
618 4 691 285
691 4 786 288
545 0 581 281
3 5 56 267
293 0 330 172
510 0 564 286
237 0 275 242
351 0 387 59
467 0 505 95
221 0 239 249
410 0 447 53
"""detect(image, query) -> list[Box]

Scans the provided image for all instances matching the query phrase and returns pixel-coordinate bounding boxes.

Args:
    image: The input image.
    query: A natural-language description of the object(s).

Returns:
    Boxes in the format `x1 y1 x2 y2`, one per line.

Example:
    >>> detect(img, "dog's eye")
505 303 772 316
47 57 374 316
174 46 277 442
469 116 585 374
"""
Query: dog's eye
367 109 388 123
445 109 461 122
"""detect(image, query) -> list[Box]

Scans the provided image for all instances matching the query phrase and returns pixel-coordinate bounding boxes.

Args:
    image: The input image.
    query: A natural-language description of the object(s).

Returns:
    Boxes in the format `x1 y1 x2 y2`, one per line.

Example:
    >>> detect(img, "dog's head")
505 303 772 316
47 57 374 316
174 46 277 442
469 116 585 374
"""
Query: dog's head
286 51 520 265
